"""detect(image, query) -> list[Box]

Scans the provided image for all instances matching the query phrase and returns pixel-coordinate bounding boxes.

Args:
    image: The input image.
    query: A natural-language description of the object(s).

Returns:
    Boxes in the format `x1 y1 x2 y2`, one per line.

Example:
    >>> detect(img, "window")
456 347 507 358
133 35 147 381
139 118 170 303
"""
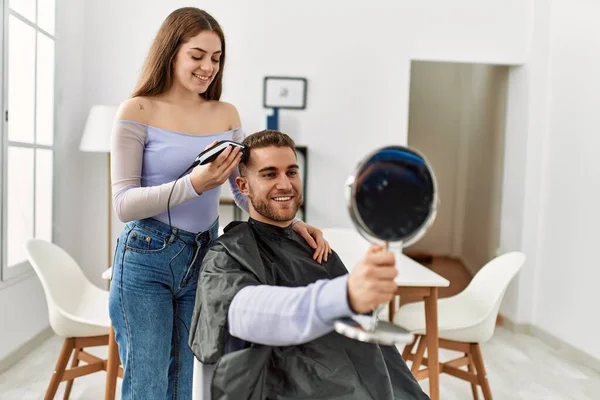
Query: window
1 0 56 281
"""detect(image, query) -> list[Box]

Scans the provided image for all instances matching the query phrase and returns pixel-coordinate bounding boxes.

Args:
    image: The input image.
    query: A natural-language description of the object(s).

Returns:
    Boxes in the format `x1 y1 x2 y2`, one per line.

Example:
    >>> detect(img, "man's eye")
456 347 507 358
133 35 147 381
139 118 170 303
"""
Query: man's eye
287 171 298 176
263 173 275 178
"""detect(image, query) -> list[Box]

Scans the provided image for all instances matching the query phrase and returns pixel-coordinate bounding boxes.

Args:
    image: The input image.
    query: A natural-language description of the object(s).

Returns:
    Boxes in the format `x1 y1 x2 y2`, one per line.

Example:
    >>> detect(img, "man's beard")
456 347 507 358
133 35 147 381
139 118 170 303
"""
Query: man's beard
248 188 303 222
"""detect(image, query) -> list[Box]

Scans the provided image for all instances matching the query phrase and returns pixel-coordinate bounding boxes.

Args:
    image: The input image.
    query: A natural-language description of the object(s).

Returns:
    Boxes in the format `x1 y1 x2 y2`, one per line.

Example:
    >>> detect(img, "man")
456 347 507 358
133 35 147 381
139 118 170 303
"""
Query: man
189 130 428 400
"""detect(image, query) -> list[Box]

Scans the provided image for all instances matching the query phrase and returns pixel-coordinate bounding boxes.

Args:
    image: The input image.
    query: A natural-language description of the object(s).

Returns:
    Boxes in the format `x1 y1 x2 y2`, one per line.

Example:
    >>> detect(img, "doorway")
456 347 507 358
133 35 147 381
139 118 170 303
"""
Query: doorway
406 60 509 277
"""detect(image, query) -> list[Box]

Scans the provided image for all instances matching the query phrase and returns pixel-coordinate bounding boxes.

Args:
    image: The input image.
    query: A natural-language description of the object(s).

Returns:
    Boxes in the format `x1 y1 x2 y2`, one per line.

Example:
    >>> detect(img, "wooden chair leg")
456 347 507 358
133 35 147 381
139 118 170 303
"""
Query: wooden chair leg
471 344 493 400
105 327 120 400
45 338 75 400
63 348 80 400
411 335 427 375
467 352 480 400
402 334 418 360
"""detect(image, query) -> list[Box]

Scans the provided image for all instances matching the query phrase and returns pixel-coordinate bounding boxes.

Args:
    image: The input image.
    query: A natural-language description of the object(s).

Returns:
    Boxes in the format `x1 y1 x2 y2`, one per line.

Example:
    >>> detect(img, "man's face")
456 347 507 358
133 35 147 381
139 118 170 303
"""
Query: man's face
237 146 303 225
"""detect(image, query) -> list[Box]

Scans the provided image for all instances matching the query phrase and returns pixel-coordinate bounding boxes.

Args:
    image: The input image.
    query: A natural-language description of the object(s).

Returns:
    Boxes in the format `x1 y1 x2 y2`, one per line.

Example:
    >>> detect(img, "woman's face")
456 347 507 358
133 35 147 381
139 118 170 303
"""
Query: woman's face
173 30 222 94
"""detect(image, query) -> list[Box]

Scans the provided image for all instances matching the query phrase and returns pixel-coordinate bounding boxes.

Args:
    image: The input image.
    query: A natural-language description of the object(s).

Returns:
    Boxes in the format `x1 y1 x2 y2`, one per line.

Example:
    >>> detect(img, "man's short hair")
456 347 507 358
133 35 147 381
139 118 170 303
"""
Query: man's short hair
239 130 296 176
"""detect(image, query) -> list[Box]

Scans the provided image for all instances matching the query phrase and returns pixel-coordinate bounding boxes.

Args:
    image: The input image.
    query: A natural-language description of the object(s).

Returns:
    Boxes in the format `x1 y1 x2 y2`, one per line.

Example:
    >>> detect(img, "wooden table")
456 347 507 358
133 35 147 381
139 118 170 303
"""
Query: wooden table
389 252 449 400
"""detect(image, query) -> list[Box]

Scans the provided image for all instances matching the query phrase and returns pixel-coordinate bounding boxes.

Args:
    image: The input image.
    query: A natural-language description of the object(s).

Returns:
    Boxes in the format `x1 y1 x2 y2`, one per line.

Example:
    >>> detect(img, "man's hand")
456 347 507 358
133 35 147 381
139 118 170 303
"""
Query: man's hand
347 245 398 314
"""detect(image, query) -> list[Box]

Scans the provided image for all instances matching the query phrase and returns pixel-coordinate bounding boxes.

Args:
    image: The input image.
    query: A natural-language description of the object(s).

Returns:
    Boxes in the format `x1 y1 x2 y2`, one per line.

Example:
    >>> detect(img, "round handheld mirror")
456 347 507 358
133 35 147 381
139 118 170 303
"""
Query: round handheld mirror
334 145 439 345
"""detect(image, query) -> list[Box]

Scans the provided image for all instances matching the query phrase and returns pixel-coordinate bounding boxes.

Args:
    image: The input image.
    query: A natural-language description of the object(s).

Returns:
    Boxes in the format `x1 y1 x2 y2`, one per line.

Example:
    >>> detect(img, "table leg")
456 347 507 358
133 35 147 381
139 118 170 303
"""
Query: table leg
388 296 397 322
424 287 440 400
105 326 120 400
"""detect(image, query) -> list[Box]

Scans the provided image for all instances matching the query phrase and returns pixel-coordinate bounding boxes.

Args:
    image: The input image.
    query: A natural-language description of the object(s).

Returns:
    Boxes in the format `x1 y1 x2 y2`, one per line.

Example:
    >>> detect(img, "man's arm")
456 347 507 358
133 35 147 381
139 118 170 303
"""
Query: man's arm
227 275 354 346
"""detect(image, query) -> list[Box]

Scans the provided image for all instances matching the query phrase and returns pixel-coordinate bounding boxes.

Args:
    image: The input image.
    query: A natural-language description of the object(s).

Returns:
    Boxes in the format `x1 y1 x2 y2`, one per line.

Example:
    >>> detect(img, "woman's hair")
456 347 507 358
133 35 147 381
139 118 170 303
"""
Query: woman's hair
132 7 225 100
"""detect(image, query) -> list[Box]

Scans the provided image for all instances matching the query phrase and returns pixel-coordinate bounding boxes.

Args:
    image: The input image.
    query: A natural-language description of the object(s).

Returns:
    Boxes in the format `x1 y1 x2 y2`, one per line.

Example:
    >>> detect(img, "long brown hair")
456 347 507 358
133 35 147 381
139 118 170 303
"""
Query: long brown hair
132 7 225 100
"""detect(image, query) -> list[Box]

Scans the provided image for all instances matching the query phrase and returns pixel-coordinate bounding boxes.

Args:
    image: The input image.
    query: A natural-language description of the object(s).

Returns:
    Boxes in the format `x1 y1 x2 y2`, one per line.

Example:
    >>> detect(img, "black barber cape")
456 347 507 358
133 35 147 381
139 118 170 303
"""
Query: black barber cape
189 219 429 400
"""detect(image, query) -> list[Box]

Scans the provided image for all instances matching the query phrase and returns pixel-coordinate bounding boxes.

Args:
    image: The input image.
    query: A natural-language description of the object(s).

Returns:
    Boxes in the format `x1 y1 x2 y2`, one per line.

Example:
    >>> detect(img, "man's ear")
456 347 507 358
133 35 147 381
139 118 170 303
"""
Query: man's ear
235 176 249 195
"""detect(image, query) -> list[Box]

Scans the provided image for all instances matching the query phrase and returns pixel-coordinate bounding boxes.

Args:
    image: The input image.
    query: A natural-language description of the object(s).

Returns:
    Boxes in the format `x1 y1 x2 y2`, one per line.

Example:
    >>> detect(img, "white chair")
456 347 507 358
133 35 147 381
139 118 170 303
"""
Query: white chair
25 239 121 399
394 251 526 400
322 227 371 273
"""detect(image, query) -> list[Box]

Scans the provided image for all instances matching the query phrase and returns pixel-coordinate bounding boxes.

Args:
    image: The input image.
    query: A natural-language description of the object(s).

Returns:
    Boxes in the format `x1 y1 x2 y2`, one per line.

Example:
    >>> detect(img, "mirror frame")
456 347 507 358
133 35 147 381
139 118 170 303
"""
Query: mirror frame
345 145 440 248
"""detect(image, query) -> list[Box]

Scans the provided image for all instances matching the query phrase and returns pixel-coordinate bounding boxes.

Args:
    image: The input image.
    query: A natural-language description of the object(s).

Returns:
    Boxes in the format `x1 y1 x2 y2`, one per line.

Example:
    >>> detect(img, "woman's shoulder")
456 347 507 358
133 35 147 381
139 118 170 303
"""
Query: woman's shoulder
208 100 241 130
211 100 237 113
116 96 155 125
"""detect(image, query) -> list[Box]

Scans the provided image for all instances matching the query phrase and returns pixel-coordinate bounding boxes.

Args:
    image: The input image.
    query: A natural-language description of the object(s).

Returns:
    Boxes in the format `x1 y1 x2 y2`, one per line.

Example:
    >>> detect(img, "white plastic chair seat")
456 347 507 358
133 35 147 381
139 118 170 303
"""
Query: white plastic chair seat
394 296 496 343
394 251 526 344
102 267 112 280
51 285 111 337
25 239 111 338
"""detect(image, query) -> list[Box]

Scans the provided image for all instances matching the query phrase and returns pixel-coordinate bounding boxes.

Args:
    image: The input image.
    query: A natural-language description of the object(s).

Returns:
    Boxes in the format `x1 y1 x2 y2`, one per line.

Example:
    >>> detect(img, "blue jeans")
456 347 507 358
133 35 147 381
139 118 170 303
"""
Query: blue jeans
109 217 219 400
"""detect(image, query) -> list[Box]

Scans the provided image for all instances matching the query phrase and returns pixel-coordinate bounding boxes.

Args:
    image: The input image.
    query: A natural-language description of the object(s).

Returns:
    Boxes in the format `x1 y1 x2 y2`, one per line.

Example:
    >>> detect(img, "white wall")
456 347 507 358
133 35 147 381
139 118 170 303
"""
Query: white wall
498 0 553 327
0 0 86 362
498 0 563 331
405 61 508 274
495 0 600 365
0 277 48 362
531 0 600 361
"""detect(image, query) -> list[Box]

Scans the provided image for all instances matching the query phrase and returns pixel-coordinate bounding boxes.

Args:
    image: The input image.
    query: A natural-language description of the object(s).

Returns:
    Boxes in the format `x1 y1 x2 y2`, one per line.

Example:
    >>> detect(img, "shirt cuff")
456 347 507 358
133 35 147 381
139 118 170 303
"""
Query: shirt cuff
316 275 354 324
184 174 202 198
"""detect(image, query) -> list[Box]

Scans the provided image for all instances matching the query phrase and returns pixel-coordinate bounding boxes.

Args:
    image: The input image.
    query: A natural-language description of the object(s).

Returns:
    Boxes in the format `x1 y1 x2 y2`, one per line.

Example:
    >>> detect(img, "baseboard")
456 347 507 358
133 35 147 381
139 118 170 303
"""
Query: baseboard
530 325 600 374
457 255 478 276
502 317 600 374
0 326 54 374
500 316 533 334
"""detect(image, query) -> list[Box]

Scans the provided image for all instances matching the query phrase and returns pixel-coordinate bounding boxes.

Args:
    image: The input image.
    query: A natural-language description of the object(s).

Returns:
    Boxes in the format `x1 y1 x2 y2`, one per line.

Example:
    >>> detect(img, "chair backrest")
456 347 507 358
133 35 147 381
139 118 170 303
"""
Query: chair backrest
25 239 94 317
460 251 526 338
322 228 371 272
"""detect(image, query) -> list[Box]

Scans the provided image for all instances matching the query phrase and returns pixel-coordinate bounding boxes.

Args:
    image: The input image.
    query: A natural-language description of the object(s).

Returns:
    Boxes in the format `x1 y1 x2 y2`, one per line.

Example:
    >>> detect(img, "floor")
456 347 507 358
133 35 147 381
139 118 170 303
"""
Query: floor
0 339 119 399
1 327 599 400
2 256 599 399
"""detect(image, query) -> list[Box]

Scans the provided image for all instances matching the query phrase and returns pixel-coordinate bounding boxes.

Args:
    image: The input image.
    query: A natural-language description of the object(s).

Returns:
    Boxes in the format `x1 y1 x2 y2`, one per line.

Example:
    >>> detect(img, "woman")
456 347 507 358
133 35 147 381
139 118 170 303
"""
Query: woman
108 7 330 399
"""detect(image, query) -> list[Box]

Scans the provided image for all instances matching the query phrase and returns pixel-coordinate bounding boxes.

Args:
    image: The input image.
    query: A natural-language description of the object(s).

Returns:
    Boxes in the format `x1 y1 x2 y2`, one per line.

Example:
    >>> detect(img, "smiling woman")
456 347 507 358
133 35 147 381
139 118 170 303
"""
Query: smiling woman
132 8 226 101
107 7 331 400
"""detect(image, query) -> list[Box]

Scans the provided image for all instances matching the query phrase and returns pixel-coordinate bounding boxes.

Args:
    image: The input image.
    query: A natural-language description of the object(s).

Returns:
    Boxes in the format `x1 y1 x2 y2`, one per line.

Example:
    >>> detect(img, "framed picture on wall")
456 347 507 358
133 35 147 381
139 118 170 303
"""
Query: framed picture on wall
263 76 307 109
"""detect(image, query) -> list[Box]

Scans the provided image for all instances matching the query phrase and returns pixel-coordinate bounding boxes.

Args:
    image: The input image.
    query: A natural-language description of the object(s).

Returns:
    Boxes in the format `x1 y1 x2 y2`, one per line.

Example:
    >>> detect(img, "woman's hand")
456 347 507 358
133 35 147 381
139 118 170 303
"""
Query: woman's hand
190 140 242 194
292 221 332 264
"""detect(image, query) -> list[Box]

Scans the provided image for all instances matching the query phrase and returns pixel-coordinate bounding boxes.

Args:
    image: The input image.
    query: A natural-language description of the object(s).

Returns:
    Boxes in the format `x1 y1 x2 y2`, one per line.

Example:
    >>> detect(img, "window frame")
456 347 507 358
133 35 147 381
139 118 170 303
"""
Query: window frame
1 0 57 283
